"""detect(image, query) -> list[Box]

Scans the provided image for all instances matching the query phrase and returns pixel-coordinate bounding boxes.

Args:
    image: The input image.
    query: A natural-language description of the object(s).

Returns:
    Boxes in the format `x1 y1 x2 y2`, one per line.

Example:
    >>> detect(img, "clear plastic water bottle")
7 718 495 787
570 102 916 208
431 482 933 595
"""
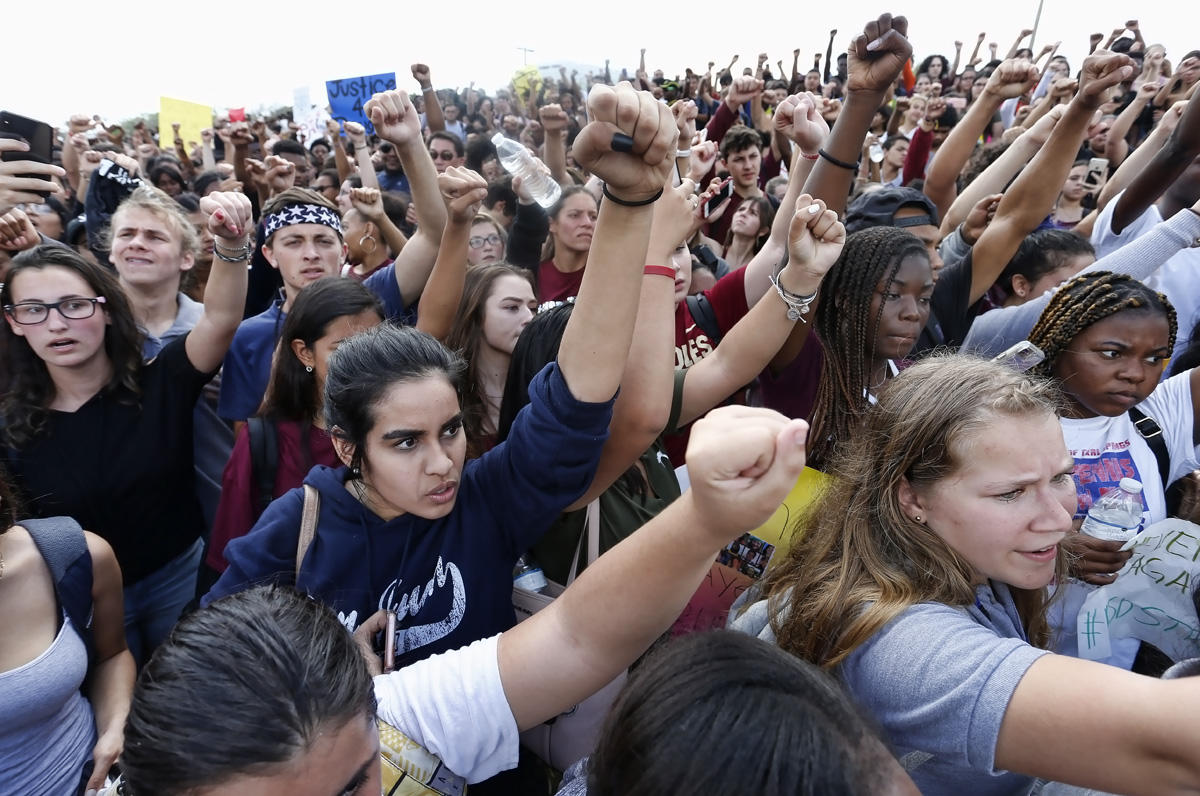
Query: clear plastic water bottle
869 140 885 163
1080 478 1144 543
492 133 561 208
513 554 548 593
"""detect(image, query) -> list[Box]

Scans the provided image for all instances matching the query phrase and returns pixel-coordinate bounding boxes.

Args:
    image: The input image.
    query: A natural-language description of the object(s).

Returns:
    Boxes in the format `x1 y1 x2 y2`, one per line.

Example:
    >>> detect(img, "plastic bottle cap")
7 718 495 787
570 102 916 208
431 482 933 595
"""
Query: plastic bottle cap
1119 477 1143 493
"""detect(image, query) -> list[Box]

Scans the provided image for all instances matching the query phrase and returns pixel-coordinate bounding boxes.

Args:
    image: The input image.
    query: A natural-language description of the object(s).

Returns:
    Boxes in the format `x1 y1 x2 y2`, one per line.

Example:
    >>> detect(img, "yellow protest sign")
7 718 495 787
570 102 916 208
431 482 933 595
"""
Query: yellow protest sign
158 97 213 150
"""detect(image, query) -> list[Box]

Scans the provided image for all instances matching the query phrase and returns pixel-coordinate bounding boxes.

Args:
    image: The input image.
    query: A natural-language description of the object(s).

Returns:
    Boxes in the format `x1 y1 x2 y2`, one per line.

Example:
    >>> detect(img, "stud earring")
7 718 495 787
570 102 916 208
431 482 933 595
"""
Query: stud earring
305 365 313 373
914 515 923 523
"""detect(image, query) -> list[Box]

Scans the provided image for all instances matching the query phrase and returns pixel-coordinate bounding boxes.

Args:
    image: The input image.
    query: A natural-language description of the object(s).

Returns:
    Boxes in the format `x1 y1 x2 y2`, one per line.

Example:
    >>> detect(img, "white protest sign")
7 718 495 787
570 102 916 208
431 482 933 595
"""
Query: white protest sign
1077 518 1200 662
293 85 330 149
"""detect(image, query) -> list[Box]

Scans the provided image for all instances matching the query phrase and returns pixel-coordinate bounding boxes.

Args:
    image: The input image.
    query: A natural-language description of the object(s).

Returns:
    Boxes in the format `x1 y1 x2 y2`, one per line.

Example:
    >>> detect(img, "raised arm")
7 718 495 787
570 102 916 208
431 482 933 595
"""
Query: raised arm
554 83 677 404
563 178 697 512
365 90 449 303
802 13 912 217
351 186 407 259
415 168 486 341
1106 81 1161 166
967 32 986 68
343 123 379 191
1096 101 1185 210
497 406 809 730
1111 83 1200 233
941 105 1064 235
970 52 1136 303
538 104 570 187
327 119 353 183
1005 28 1033 59
924 59 1040 219
186 191 253 373
680 195 843 426
413 64 445 133
743 92 826 306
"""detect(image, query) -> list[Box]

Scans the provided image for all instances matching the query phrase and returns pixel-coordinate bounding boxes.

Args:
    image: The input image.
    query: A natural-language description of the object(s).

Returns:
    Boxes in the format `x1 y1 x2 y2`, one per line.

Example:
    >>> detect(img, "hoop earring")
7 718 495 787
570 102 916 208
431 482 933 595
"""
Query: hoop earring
359 234 378 255
305 365 313 373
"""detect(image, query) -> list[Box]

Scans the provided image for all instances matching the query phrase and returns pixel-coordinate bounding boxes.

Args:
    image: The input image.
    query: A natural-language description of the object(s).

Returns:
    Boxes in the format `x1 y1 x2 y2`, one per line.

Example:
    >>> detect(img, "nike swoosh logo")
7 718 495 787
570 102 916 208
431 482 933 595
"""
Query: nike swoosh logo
685 324 697 333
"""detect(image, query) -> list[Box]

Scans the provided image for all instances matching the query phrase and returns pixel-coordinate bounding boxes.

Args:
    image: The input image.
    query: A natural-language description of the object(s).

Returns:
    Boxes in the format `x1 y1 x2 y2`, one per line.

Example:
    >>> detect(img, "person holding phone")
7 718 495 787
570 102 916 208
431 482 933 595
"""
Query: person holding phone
0 129 64 215
0 191 251 664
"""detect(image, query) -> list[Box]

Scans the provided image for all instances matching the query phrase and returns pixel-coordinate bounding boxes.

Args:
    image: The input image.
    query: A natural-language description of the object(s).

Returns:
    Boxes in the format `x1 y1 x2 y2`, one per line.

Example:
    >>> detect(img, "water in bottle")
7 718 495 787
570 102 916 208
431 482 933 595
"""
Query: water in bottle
492 132 562 208
513 554 548 593
1079 477 1144 543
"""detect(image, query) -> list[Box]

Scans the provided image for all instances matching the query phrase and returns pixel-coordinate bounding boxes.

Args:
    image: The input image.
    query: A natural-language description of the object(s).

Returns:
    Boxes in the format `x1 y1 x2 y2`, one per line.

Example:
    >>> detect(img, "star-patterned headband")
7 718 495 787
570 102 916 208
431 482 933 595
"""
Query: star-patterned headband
263 204 344 240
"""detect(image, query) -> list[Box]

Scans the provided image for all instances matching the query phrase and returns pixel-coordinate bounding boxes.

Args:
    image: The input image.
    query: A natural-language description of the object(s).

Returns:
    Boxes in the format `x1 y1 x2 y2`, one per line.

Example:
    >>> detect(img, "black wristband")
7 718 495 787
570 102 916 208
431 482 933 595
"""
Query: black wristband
818 148 860 171
602 185 663 207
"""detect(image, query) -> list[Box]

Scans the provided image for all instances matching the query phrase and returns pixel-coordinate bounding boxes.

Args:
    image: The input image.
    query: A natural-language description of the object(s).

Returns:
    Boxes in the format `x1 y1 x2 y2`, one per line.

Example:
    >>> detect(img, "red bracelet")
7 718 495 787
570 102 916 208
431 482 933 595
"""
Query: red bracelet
644 265 676 279
800 151 819 160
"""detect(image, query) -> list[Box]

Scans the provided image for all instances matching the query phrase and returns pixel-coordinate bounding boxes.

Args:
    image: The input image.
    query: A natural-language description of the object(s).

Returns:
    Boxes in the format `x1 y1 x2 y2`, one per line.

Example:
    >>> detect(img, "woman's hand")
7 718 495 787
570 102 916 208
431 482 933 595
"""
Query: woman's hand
573 82 677 203
365 90 422 148
774 92 829 155
0 207 41 252
85 730 123 795
686 406 810 543
350 186 386 221
845 13 912 95
1063 526 1134 585
353 610 388 677
784 195 844 294
436 166 488 223
647 178 699 260
200 191 253 243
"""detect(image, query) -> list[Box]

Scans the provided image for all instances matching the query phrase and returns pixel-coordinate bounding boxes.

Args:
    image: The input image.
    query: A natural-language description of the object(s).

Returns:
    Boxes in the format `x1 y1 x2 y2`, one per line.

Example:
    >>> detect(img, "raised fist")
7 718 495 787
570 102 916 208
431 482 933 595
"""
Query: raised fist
573 82 676 203
846 13 912 94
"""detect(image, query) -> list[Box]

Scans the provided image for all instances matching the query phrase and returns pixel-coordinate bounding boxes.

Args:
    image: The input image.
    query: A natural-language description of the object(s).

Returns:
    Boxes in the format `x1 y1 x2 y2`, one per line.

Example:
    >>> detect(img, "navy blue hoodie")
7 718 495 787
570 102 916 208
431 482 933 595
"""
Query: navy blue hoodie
205 362 613 668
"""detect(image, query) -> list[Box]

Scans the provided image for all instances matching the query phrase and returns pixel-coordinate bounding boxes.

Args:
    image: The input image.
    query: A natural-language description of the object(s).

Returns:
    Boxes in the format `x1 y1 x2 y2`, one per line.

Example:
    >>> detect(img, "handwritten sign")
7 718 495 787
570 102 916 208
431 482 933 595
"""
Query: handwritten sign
325 72 396 134
159 96 212 150
672 466 829 636
1078 518 1200 662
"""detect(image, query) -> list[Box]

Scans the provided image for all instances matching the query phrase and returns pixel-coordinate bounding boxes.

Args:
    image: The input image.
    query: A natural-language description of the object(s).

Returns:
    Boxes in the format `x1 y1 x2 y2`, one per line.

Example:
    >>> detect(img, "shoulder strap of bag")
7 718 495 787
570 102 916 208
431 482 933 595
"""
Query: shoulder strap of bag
565 499 601 586
248 416 280 515
686 293 723 345
1129 407 1170 489
23 516 94 649
295 484 320 579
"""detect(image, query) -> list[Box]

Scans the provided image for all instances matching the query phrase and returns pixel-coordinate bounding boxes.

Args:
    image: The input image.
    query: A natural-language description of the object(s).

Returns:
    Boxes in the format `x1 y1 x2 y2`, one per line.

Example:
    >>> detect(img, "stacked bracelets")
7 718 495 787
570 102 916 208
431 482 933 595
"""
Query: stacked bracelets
213 240 253 263
769 273 817 322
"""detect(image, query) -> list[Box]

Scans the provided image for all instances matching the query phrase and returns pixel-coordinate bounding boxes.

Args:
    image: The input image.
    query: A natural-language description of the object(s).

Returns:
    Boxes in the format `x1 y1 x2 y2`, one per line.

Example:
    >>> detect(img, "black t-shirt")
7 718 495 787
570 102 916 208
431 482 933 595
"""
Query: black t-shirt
914 250 975 356
4 335 213 584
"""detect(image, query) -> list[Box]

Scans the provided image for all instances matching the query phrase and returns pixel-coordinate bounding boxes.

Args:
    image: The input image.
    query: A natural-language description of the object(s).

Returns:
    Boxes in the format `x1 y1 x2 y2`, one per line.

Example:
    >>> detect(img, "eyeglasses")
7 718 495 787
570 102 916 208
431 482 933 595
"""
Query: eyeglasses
5 296 107 325
468 234 501 249
429 150 456 161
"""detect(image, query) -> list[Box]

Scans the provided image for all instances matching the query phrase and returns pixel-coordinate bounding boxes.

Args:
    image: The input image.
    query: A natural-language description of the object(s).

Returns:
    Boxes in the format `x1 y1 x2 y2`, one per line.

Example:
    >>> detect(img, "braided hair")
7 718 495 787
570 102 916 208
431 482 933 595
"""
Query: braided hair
807 227 929 470
1028 271 1177 380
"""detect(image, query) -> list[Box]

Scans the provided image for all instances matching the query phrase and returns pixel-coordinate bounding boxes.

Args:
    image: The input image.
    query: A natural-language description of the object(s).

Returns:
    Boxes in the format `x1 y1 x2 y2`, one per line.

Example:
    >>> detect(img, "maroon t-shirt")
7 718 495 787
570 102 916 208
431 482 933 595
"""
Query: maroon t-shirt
538 259 585 305
664 267 751 464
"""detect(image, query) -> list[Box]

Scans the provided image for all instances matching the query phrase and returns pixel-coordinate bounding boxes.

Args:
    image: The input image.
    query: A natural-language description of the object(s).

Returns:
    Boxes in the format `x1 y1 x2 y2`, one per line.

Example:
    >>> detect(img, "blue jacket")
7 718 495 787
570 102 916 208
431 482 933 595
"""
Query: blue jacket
206 362 612 667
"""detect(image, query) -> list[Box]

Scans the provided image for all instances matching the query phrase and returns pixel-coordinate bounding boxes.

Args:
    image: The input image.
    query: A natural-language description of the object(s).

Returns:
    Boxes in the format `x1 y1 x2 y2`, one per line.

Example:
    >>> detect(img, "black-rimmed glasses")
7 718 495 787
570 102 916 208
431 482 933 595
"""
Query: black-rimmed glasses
4 297 107 325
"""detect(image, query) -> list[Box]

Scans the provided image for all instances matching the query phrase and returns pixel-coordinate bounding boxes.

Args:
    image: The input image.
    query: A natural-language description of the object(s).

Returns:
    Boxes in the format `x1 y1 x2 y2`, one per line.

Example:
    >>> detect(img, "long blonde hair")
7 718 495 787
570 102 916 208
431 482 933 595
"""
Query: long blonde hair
763 354 1067 668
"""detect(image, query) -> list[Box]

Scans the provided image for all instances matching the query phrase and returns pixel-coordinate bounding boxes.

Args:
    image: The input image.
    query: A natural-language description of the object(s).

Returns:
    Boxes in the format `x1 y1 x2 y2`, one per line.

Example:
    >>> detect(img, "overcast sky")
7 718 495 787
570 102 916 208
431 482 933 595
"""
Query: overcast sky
10 1 1193 127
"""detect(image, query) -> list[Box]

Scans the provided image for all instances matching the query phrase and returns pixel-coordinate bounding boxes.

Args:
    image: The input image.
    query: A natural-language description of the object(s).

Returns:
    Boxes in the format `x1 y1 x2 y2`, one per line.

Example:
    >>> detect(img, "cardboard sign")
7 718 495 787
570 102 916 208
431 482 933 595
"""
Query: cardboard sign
325 72 396 134
159 96 213 149
1078 518 1200 662
672 466 829 636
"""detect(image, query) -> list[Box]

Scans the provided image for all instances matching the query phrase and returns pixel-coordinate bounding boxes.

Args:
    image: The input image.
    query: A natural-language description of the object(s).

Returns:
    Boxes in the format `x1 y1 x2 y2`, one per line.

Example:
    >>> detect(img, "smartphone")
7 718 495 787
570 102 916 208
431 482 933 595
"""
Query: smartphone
1085 157 1109 189
991 340 1045 372
703 179 733 218
0 111 55 200
383 610 397 673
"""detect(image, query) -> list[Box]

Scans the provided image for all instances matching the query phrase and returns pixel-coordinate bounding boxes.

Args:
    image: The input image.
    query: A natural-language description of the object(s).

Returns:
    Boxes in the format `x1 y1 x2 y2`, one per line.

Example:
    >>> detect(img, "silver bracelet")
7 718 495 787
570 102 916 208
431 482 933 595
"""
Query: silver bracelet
675 148 692 157
213 241 252 262
769 273 817 322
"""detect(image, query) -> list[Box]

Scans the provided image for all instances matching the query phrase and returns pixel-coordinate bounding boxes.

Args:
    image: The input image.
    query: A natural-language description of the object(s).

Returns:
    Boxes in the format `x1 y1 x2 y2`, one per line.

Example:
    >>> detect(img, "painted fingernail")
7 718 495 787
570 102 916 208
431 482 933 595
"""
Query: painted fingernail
611 132 634 153
867 37 883 51
808 204 821 214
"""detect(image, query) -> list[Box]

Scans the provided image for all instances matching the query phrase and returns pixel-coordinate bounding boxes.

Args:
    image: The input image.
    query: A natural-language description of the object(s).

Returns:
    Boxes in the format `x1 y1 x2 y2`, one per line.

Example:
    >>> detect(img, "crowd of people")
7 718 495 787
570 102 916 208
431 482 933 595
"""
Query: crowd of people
3 9 1200 795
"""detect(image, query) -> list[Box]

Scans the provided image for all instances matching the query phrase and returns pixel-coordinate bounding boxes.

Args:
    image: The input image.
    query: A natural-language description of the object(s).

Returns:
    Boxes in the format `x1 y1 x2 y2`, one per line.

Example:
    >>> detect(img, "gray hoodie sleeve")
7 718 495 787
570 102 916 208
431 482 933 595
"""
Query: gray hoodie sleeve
962 209 1200 357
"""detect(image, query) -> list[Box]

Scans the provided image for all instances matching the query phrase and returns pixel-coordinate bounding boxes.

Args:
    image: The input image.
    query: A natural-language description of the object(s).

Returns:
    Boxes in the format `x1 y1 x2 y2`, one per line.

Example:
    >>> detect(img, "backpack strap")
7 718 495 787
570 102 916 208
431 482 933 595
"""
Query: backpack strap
295 484 320 579
686 293 723 346
1129 407 1170 489
22 516 94 655
247 416 280 515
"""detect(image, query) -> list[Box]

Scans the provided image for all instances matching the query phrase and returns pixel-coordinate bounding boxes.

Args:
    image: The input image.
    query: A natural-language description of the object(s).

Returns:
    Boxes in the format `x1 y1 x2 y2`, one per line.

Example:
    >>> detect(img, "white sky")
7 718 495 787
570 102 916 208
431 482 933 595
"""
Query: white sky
9 1 1194 126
